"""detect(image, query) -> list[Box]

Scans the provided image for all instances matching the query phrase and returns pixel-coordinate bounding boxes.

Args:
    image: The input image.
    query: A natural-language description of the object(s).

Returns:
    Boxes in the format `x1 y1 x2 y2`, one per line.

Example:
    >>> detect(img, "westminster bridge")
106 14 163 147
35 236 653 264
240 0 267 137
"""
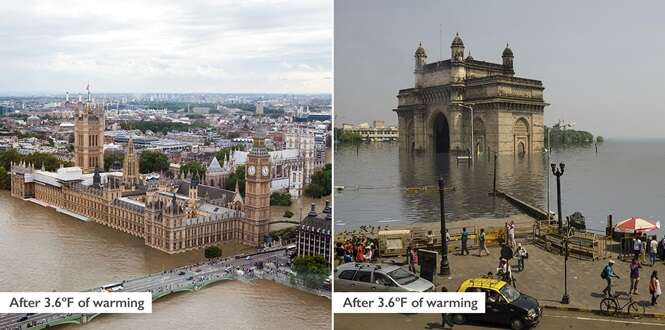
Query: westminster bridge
0 246 329 329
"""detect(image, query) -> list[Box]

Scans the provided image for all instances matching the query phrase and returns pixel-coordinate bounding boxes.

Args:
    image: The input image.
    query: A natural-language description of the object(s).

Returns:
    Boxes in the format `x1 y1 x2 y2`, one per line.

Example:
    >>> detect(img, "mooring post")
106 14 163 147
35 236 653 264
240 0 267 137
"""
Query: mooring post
493 153 498 193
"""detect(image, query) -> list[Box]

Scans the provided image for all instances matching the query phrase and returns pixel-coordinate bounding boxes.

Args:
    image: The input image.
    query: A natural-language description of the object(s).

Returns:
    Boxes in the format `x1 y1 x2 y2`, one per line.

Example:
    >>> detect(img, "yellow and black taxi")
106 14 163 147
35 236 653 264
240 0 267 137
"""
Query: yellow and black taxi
450 277 541 330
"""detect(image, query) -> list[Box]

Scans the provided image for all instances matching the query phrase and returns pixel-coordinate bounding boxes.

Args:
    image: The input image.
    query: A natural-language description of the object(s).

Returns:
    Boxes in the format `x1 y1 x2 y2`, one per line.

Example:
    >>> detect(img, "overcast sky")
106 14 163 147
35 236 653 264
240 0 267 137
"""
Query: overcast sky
0 0 331 95
335 0 665 139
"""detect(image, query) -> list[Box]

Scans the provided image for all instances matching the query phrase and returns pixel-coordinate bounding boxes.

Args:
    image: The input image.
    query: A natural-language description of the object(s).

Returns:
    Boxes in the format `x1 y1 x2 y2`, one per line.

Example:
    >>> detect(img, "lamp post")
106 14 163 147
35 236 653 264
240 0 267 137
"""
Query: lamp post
551 163 565 231
560 226 574 305
438 177 450 275
458 104 474 163
551 162 570 304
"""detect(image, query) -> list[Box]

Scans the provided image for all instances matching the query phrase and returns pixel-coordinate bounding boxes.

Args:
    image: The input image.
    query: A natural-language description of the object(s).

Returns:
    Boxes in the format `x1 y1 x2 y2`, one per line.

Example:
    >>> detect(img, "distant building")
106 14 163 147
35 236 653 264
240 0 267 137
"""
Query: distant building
373 120 385 129
296 202 332 263
191 106 210 114
395 34 546 155
342 124 399 142
256 102 264 115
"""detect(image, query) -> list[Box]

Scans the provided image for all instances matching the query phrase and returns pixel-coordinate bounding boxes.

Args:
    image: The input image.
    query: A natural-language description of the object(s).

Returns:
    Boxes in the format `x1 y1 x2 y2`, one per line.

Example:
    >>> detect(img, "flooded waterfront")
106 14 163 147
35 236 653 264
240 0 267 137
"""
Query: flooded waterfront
335 140 665 236
0 192 330 329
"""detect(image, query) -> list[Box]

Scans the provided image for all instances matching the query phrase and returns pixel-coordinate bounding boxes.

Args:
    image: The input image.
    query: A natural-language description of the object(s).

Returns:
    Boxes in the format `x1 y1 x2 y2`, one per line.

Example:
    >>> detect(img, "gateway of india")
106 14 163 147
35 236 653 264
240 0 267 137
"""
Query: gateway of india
395 33 548 155
10 96 273 253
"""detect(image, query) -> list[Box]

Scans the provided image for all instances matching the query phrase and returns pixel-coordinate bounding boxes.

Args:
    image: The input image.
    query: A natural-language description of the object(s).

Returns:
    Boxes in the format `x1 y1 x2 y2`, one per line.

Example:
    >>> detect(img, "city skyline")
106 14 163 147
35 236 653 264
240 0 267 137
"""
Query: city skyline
335 0 665 139
0 0 332 94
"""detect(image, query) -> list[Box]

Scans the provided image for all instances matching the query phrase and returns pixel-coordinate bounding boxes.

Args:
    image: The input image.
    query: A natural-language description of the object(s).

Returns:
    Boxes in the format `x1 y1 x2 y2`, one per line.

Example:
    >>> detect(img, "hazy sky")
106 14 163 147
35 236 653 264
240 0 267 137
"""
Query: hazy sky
335 0 665 139
0 0 331 94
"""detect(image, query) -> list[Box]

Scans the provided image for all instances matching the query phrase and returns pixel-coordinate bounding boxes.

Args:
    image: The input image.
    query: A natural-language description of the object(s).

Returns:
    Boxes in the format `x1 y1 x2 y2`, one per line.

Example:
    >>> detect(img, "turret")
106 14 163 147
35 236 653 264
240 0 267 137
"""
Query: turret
502 43 514 75
450 33 466 83
189 173 199 210
451 33 465 63
414 42 427 72
92 167 101 188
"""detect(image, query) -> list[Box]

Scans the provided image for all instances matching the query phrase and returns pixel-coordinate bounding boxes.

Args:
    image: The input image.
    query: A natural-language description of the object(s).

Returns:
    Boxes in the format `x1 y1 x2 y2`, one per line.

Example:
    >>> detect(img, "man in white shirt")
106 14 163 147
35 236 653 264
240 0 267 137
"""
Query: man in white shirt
634 236 643 260
650 237 659 266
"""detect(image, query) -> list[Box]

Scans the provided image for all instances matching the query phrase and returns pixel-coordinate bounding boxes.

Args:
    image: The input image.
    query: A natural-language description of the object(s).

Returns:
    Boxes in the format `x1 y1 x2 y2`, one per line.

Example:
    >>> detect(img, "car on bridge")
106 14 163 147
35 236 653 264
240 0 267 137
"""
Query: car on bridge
178 271 186 275
334 263 434 292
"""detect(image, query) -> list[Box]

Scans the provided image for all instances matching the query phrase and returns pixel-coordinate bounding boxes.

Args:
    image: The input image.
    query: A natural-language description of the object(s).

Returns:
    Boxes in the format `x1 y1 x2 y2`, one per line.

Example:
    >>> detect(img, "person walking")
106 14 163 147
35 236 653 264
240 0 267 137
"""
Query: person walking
630 256 642 295
440 286 453 329
426 230 434 250
601 260 620 297
478 228 490 257
445 229 451 245
650 271 661 306
508 221 516 248
515 243 527 271
651 236 659 267
460 228 470 255
634 234 643 260
408 247 418 273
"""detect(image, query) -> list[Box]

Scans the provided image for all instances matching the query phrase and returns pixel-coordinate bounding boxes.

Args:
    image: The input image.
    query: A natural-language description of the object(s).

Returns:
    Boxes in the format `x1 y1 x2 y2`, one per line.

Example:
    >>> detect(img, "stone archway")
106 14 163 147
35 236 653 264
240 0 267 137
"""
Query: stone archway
473 117 486 155
514 118 530 155
433 112 450 153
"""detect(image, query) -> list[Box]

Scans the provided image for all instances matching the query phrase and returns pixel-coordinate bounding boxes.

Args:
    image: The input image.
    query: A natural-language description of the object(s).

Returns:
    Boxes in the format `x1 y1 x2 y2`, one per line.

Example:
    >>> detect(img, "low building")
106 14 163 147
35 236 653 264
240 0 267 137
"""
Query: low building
296 202 332 263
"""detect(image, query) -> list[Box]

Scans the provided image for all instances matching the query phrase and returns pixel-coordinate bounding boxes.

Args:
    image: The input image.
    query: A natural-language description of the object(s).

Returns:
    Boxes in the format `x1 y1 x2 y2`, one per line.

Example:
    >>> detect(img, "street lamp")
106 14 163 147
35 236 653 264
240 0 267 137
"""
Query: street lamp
438 177 450 276
561 226 573 305
458 104 474 162
550 163 565 231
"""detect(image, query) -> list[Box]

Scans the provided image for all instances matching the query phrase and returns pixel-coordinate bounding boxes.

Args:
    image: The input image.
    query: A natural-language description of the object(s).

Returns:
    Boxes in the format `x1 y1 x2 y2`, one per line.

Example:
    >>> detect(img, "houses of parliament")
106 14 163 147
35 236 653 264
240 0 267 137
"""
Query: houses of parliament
9 97 273 253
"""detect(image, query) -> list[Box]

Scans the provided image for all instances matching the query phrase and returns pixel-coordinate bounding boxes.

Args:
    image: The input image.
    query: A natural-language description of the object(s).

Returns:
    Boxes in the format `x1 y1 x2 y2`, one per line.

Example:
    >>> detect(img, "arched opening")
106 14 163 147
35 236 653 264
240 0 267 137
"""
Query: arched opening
433 112 450 153
514 118 530 155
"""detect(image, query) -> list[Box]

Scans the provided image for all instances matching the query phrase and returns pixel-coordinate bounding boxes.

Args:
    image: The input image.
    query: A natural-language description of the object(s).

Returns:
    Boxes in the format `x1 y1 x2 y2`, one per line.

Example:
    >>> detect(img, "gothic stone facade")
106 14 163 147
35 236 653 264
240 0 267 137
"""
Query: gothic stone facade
10 101 272 252
395 34 547 155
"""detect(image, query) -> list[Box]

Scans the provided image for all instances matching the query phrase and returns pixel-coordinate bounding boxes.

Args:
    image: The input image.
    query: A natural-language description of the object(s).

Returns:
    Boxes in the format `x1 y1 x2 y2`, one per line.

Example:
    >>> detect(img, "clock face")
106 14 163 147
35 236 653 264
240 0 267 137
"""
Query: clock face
248 165 256 176
261 166 269 177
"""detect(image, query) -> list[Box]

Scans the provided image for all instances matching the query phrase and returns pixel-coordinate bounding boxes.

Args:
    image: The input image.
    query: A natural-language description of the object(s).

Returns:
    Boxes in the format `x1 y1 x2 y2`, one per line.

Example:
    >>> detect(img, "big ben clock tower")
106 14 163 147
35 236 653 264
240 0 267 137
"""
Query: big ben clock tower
243 128 272 246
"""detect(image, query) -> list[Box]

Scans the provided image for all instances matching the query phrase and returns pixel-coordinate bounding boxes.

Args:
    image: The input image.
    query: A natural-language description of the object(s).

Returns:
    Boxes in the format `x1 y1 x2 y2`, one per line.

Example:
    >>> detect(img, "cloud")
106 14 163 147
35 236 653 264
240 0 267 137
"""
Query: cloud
0 0 332 93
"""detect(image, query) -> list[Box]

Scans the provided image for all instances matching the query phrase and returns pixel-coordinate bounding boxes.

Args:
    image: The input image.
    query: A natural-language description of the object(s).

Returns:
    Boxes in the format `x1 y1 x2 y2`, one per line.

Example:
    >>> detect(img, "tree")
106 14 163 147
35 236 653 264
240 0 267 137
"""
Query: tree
283 210 294 218
104 150 124 171
225 165 245 196
596 136 604 143
139 150 170 174
291 255 330 289
215 145 245 167
0 167 10 190
204 246 222 259
179 160 206 178
304 164 332 198
334 128 363 144
270 192 292 206
0 149 70 190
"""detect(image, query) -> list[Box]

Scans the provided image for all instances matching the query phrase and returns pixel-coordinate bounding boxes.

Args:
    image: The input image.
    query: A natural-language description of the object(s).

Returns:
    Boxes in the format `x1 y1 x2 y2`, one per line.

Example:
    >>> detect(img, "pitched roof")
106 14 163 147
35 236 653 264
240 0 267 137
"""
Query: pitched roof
208 156 223 173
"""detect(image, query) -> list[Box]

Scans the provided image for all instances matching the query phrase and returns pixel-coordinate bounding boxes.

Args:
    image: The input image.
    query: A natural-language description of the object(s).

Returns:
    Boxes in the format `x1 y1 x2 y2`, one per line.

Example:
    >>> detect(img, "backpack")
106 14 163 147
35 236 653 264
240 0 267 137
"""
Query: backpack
601 266 609 279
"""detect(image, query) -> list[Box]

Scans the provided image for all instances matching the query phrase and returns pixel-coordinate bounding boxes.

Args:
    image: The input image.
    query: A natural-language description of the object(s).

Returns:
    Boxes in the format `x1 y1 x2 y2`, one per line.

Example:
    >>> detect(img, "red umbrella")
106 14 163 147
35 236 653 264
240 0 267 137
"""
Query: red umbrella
615 217 660 233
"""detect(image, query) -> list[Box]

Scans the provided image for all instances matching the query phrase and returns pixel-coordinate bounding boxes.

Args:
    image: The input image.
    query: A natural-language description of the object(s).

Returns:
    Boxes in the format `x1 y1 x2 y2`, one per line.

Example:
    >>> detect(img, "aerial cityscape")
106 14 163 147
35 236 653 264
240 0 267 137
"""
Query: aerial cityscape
0 0 332 329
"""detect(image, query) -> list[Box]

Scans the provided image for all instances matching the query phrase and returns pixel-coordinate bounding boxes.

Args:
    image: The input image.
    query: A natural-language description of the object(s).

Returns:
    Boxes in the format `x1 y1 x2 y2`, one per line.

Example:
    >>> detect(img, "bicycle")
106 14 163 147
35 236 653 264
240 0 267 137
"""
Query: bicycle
599 294 645 318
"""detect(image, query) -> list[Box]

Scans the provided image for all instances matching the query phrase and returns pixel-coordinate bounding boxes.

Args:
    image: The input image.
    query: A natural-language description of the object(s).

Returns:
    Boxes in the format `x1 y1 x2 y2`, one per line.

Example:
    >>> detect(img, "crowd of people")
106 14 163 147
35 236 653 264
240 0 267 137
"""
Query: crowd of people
336 235 378 265
602 232 665 306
